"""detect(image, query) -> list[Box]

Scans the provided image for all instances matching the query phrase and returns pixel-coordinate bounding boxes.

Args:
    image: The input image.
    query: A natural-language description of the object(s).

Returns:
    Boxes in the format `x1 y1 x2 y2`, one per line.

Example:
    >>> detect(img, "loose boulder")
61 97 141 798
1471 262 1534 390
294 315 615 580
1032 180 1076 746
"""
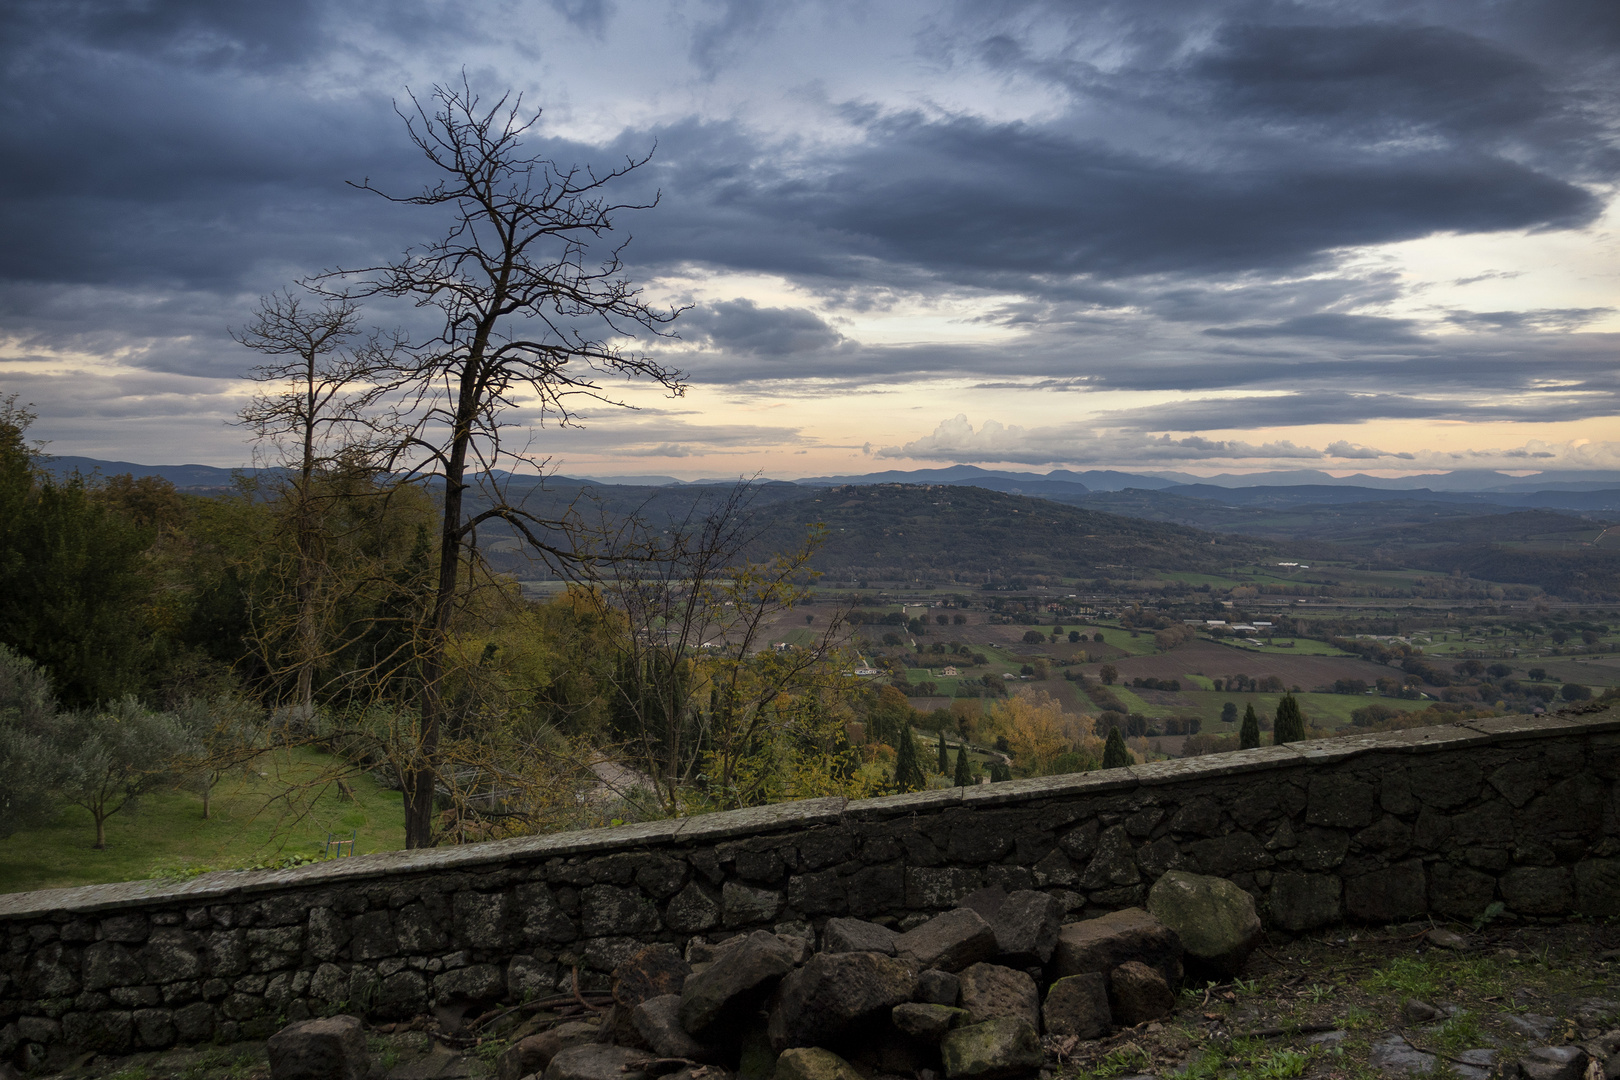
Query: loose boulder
896 909 999 972
1519 1047 1589 1080
679 931 799 1039
1051 908 1182 989
544 1044 651 1080
823 918 899 956
990 891 1065 966
631 995 712 1061
775 1046 866 1080
498 1032 566 1080
267 1015 369 1080
957 963 1039 1028
768 951 919 1051
1146 871 1262 977
1043 973 1112 1040
1108 960 1174 1026
940 1017 1044 1079
614 944 691 1007
917 969 962 1006
892 1003 970 1041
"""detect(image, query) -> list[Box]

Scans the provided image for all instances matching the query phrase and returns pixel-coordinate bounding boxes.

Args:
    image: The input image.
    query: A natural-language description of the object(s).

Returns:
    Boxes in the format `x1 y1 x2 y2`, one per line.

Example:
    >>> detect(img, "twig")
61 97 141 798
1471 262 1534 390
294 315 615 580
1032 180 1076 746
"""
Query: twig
1400 1034 1491 1069
465 994 613 1035
574 965 607 1013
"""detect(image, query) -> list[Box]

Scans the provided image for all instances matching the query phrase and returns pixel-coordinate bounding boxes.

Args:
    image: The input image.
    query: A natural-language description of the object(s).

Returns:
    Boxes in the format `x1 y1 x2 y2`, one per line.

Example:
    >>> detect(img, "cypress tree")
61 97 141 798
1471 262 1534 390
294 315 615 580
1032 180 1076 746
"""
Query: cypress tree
893 723 925 792
937 728 948 774
1240 704 1260 749
953 745 972 786
1273 693 1305 745
1102 726 1131 769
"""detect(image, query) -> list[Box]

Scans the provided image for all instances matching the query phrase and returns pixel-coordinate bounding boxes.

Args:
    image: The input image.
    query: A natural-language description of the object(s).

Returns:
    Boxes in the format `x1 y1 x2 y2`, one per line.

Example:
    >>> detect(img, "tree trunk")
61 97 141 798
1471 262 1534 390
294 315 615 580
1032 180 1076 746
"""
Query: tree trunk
94 812 107 849
202 784 211 820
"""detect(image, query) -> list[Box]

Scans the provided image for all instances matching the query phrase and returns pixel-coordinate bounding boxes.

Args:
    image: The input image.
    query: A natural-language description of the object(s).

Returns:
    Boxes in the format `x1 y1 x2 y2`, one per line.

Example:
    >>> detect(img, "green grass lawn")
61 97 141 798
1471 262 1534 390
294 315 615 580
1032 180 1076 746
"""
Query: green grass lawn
0 747 406 895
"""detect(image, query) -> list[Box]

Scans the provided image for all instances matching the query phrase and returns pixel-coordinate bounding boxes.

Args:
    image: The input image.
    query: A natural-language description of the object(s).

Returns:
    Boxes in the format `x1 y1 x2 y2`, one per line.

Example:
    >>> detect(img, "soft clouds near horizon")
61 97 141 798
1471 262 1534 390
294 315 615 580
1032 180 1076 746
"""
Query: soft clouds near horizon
1 0 1617 478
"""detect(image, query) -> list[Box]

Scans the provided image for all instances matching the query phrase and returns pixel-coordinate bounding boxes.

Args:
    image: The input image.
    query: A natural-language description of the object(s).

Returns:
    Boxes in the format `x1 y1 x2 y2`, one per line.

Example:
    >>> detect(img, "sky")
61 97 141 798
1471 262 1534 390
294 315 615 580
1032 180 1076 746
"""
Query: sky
2 0 1618 481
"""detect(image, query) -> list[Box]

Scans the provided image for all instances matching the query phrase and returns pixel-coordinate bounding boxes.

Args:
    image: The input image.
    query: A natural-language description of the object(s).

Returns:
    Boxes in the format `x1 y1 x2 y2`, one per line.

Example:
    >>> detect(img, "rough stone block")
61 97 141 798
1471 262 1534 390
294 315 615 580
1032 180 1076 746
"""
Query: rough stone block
630 995 711 1061
917 968 961 1006
1345 860 1428 922
768 950 918 1051
956 963 1038 1028
678 930 797 1038
895 908 998 972
1108 960 1173 1026
1501 867 1574 916
1050 908 1182 989
1147 871 1262 976
822 917 898 955
543 1044 650 1080
1307 775 1377 829
775 1046 865 1080
1576 859 1620 917
939 1017 1043 1079
581 886 660 938
1519 1047 1589 1080
1043 973 1111 1040
1428 864 1498 921
1267 873 1341 932
266 1015 368 1080
892 1002 969 1040
990 891 1064 966
721 882 784 928
664 882 722 932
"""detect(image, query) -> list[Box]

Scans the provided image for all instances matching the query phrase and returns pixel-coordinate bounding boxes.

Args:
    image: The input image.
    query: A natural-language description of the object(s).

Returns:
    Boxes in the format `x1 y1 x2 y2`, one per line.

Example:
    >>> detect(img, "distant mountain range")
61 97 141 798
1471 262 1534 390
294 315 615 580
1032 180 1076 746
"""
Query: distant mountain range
40 456 1620 519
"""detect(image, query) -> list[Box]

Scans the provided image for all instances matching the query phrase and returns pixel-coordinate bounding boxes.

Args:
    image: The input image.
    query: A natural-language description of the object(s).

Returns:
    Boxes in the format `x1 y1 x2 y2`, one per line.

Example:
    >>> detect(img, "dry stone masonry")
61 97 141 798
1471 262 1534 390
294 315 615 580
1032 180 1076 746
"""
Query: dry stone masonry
1 710 1617 1064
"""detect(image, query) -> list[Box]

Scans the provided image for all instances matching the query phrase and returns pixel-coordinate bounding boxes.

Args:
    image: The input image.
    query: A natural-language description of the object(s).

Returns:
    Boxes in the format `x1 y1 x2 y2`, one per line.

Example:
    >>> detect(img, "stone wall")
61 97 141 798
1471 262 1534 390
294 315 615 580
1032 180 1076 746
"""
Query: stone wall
3 711 1618 1060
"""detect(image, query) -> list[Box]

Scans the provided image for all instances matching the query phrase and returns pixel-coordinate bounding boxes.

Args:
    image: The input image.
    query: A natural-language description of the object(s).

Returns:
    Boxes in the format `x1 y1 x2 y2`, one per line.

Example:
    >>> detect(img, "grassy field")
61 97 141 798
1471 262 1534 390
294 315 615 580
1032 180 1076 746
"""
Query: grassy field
0 747 406 895
1224 636 1353 656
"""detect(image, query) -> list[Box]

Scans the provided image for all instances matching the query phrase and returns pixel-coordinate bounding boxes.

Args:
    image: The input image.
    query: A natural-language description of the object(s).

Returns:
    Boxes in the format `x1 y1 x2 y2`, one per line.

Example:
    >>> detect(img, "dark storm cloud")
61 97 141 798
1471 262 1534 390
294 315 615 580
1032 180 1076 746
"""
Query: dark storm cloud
680 299 846 356
1 0 1617 458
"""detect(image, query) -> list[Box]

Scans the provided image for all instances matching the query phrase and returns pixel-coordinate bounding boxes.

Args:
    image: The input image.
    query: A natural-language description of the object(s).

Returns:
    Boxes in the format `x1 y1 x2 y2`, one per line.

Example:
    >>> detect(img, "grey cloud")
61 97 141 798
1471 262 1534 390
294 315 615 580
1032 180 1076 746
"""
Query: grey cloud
1202 314 1427 344
682 299 845 356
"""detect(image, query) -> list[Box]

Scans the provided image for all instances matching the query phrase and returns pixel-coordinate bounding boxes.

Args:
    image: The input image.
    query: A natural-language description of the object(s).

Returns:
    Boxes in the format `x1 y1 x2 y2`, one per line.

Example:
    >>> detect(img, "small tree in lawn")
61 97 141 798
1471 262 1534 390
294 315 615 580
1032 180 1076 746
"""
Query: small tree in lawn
1240 703 1261 749
893 722 926 792
1273 693 1305 744
1102 725 1131 769
937 728 948 774
954 744 972 786
172 695 265 819
58 697 188 849
0 643 67 838
1220 701 1238 725
1099 663 1118 685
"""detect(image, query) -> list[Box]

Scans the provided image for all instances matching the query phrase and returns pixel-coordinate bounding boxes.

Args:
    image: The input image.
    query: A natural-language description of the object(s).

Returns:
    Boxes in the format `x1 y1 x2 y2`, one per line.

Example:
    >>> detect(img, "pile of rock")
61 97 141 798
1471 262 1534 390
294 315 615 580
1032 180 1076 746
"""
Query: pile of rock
479 872 1261 1080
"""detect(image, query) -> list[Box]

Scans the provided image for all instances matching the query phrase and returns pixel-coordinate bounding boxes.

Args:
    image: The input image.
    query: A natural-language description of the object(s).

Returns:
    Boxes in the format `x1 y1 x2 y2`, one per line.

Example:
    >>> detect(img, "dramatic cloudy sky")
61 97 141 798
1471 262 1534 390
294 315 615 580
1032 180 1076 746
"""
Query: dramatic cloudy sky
3 0 1618 479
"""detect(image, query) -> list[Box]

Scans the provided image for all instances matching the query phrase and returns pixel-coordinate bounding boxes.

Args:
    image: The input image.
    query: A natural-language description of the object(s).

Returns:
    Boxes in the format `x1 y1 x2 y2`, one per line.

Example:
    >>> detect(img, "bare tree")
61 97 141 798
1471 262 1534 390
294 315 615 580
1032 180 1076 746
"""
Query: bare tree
234 290 401 719
317 80 685 847
575 483 851 813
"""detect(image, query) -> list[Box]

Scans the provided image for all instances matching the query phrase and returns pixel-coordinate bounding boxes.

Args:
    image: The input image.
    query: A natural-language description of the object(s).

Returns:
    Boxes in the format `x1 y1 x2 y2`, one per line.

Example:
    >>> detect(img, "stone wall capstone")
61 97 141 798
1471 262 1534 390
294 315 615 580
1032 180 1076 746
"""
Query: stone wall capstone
2 710 1617 1059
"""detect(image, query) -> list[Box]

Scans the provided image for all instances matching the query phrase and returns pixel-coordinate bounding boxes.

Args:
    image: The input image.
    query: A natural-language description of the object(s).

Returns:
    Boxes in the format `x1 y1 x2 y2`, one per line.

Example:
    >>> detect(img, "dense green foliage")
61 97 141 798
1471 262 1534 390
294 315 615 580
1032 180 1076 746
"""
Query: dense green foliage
1240 704 1261 749
1273 693 1305 745
1102 726 1131 769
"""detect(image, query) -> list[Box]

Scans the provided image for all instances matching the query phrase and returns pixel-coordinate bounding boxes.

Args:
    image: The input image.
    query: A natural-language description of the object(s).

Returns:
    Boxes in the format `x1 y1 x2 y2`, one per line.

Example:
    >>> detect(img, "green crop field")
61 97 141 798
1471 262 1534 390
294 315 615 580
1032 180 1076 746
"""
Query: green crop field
1052 624 1161 657
0 747 406 895
1225 636 1353 656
